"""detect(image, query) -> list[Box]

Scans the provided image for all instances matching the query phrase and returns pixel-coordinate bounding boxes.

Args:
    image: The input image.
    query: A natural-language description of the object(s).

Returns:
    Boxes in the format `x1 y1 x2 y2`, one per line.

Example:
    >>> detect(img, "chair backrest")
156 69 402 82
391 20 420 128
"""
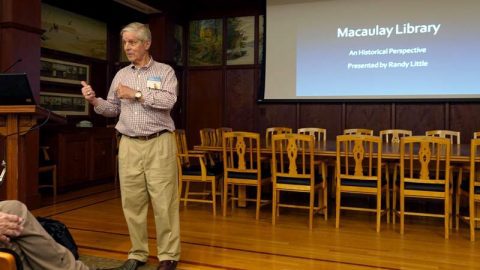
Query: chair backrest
474 131 480 139
298 127 327 143
343 128 374 136
266 127 292 147
216 127 232 146
336 135 382 182
271 133 315 185
469 138 480 195
400 136 450 184
200 128 217 147
0 248 21 270
425 130 460 144
174 129 190 166
223 131 262 176
380 129 412 144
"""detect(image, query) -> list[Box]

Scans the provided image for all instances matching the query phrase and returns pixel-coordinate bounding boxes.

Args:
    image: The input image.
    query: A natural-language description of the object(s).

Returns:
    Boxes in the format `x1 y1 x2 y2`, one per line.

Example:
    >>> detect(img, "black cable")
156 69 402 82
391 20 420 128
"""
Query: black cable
0 109 51 141
1 109 52 171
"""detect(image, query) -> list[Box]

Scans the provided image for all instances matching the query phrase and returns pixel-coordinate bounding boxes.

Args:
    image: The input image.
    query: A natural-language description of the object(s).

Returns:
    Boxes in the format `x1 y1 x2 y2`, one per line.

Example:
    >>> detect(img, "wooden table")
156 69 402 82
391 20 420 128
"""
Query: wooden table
194 141 476 220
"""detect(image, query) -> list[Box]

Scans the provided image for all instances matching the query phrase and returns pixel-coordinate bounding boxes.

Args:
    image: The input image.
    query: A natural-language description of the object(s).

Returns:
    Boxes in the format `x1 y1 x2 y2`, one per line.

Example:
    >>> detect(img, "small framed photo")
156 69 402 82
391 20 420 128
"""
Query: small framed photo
40 57 89 85
40 92 89 116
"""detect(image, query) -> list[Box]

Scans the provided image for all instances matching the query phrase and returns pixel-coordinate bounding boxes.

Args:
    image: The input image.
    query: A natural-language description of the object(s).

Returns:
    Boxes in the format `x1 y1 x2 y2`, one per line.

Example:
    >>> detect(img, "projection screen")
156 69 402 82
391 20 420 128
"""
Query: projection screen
262 0 480 101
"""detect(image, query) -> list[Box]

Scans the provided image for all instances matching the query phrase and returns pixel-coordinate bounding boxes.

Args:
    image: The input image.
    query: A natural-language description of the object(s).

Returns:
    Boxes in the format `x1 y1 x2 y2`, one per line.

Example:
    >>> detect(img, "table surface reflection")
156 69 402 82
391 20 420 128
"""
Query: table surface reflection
194 140 472 163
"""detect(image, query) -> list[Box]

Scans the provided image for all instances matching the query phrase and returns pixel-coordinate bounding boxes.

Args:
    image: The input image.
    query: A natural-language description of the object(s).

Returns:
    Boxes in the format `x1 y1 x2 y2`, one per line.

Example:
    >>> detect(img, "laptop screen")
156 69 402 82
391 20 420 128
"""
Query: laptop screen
0 73 36 105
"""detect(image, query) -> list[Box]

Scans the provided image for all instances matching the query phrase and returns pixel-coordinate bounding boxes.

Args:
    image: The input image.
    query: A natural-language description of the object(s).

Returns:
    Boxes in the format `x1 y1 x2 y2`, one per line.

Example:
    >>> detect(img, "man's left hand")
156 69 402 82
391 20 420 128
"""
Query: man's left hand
116 83 136 99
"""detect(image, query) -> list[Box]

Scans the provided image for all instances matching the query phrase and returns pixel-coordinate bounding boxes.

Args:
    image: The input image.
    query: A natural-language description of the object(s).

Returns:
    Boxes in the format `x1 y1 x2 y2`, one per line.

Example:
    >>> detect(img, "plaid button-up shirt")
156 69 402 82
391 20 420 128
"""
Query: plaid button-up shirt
94 58 177 136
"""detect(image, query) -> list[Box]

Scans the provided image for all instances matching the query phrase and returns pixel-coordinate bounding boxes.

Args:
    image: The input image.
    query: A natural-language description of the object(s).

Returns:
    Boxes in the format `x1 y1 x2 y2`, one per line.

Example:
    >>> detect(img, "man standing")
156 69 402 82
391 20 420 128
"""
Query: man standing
81 22 180 270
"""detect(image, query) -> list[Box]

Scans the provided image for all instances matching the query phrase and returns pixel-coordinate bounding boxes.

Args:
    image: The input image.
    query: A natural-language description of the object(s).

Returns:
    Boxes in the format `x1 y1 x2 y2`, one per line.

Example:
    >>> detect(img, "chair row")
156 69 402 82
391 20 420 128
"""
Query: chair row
201 126 478 148
175 128 480 240
175 130 327 229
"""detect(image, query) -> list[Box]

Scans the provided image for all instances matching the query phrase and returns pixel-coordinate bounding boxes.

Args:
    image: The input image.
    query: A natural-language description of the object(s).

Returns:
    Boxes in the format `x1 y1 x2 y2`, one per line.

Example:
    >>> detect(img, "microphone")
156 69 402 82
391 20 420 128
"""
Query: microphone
2 58 22 73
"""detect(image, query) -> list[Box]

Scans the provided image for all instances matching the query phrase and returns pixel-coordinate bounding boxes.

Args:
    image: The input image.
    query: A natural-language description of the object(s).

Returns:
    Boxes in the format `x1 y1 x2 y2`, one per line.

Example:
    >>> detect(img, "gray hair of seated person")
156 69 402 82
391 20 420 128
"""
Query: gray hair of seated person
120 22 151 42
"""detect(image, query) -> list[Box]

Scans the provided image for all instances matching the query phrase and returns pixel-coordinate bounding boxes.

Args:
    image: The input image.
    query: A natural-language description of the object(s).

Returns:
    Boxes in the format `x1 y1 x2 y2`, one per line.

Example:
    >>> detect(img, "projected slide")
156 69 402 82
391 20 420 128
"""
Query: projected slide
264 0 480 100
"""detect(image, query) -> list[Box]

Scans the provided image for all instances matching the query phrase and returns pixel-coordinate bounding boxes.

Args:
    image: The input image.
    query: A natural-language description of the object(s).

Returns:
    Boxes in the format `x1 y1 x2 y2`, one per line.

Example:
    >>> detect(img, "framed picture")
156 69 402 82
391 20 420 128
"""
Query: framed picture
40 57 89 85
258 15 265 64
40 92 89 116
174 24 184 66
41 3 107 60
227 16 255 65
188 19 223 66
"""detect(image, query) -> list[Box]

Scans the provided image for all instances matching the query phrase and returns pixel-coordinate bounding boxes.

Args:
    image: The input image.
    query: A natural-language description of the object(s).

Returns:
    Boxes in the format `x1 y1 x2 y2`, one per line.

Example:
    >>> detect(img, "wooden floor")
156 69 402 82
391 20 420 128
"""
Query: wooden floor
32 185 480 270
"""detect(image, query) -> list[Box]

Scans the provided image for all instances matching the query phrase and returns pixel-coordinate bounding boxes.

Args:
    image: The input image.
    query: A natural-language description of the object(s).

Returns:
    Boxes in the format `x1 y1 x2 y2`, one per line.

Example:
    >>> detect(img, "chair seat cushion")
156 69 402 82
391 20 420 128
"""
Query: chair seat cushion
182 165 216 176
277 172 321 186
227 170 271 180
341 179 386 188
404 182 446 192
460 180 480 194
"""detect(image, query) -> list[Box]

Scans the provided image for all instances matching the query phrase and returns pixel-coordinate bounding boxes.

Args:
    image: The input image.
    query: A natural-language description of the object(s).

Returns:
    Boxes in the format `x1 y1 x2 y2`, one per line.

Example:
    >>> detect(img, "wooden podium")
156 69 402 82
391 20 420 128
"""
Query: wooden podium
0 105 63 205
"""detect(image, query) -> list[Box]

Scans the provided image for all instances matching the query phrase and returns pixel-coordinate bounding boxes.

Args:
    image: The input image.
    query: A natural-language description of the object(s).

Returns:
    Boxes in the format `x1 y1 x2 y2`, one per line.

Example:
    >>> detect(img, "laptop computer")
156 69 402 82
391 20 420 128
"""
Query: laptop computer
0 73 36 105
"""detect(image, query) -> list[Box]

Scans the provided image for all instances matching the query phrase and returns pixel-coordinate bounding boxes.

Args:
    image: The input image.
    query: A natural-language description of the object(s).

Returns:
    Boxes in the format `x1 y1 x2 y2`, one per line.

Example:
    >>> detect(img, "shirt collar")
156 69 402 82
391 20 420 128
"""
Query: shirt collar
130 57 154 70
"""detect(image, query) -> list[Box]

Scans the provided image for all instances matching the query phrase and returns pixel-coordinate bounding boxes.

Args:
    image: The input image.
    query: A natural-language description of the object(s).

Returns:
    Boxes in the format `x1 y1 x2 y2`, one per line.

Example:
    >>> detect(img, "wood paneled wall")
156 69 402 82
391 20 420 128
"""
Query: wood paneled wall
185 68 480 146
186 69 480 144
182 3 480 146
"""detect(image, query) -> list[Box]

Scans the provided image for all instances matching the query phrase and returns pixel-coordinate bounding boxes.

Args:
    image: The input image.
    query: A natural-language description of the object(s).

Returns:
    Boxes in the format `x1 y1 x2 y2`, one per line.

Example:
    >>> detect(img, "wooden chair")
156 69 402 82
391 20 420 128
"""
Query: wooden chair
298 127 331 197
175 129 220 215
425 130 460 228
335 134 388 232
223 132 270 219
398 136 452 239
425 130 460 144
200 128 218 147
344 128 373 136
297 127 327 143
200 128 219 165
266 127 292 148
216 127 233 146
38 146 57 198
457 131 480 226
380 129 412 223
272 133 328 229
0 248 21 270
456 138 480 241
380 129 412 143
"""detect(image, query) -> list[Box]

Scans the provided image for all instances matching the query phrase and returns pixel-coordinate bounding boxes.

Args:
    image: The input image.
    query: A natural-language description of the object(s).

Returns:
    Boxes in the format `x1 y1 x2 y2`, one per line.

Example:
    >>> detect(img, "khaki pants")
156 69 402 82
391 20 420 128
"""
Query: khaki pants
0 200 89 270
118 132 180 262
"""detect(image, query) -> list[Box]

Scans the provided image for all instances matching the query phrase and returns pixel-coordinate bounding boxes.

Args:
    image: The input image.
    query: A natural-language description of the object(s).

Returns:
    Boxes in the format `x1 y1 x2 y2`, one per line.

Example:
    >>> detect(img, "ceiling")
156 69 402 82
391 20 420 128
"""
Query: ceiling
41 0 149 23
41 0 265 23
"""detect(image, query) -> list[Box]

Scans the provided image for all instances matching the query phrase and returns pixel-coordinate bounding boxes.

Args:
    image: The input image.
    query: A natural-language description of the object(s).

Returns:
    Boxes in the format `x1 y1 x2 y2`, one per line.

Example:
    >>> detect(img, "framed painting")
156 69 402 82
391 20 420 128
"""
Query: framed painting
174 24 184 66
259 15 265 64
40 57 89 85
188 19 223 66
40 92 89 116
41 3 107 60
227 16 255 65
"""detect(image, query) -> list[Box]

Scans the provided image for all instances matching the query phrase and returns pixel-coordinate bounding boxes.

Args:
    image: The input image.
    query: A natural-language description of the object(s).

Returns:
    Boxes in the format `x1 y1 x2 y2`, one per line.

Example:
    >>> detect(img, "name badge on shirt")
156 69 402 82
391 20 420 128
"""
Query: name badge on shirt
147 76 162 90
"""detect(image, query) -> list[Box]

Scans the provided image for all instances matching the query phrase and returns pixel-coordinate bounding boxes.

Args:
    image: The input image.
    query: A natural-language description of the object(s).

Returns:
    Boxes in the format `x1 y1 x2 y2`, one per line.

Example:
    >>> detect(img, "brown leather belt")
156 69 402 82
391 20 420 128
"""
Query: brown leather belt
122 130 169 140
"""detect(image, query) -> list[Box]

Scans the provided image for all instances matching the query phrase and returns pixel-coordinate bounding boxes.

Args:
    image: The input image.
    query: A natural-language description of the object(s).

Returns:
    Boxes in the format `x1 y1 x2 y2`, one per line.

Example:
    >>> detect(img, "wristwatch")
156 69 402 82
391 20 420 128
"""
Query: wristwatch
134 91 142 101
